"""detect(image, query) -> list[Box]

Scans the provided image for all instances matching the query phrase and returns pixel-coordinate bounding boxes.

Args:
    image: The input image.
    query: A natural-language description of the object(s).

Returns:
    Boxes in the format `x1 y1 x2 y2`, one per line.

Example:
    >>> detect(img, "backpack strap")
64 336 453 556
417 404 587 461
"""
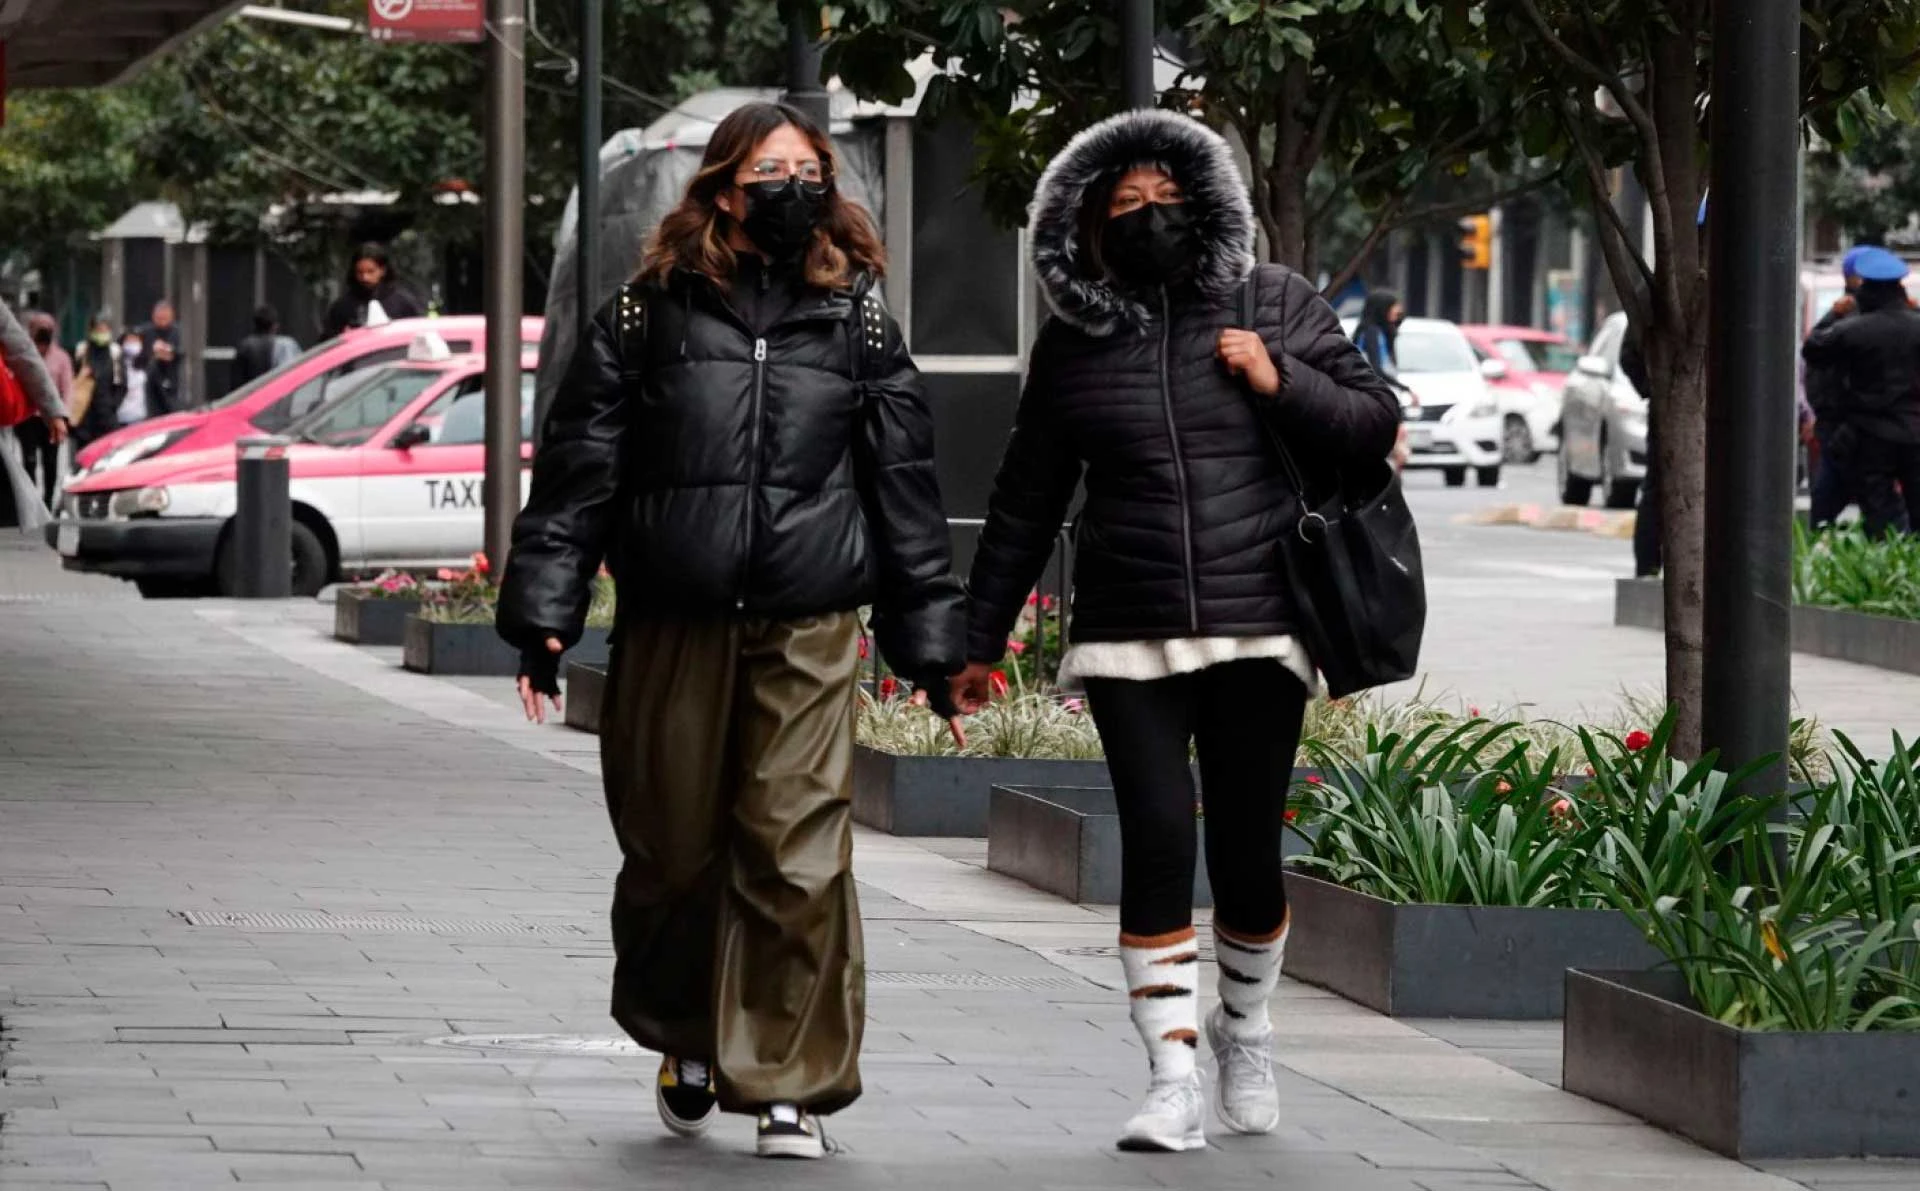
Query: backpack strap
1239 268 1257 330
615 282 647 384
849 289 888 385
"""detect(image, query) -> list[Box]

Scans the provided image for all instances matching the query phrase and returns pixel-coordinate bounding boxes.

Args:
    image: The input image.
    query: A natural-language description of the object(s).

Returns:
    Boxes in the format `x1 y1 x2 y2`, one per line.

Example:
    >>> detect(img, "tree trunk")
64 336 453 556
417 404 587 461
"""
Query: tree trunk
1646 311 1709 758
1264 163 1310 270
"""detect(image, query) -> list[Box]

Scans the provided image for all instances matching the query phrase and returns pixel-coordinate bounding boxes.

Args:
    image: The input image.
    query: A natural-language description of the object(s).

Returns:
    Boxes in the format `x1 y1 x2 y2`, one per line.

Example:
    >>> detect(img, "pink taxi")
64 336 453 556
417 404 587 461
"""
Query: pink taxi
75 316 544 476
52 338 536 598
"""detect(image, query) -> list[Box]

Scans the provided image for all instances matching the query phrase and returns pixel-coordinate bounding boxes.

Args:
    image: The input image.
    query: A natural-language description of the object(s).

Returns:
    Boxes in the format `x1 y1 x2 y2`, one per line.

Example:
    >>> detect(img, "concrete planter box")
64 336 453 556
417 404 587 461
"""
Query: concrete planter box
853 749 1112 838
1616 577 1920 676
1564 968 1920 1158
1281 872 1659 1019
985 784 1318 906
402 617 609 677
565 660 608 734
333 590 421 646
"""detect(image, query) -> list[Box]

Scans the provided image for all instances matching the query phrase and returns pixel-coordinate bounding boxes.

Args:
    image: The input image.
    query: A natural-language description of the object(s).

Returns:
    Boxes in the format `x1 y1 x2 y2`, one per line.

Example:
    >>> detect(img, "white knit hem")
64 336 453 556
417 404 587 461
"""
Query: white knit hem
1059 636 1318 694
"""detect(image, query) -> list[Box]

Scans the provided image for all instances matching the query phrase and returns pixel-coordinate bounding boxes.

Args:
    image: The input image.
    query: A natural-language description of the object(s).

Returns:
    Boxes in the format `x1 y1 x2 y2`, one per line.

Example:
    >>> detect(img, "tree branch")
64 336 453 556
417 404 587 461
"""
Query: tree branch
1322 193 1408 298
1379 168 1569 233
1513 0 1662 165
1560 96 1654 327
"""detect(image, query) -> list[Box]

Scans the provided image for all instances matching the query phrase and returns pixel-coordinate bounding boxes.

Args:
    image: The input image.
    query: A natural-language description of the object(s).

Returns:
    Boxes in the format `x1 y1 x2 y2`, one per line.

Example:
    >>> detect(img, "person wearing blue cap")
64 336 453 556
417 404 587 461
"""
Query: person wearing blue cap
1802 246 1920 536
1803 246 1882 526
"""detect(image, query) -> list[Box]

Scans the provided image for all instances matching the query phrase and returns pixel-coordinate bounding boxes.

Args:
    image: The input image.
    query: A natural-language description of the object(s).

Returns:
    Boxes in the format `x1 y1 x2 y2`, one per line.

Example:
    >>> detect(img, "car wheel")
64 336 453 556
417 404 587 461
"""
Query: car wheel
1502 416 1537 464
1443 467 1468 488
215 520 331 598
1558 441 1594 506
1599 430 1639 509
1476 465 1502 488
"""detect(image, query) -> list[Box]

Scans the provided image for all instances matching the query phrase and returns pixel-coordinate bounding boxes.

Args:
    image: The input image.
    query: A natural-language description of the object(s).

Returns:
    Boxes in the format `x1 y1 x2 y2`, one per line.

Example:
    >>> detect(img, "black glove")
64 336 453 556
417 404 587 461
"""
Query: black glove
519 645 562 697
914 672 963 720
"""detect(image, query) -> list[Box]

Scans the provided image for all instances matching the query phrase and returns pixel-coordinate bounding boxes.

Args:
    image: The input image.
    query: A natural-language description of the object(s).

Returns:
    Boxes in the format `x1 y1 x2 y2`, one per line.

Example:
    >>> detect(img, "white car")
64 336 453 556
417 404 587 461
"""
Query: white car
1345 316 1505 487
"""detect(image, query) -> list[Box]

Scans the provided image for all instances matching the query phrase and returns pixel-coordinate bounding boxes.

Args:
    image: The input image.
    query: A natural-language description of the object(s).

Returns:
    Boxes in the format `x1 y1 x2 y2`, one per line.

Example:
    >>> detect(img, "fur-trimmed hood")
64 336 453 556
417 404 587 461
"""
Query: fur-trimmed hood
1029 109 1256 338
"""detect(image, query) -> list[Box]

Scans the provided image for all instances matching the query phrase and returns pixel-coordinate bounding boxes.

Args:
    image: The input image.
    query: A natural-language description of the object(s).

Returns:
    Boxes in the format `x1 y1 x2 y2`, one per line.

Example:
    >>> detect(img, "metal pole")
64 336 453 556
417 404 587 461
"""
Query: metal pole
1121 0 1154 109
1702 0 1799 797
483 0 527 574
234 437 291 598
576 0 602 342
783 2 830 129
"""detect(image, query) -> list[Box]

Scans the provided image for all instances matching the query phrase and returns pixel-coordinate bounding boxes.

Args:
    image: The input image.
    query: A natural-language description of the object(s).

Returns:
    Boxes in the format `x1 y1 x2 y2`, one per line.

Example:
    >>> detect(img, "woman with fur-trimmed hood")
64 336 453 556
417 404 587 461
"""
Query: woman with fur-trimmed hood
953 111 1400 1153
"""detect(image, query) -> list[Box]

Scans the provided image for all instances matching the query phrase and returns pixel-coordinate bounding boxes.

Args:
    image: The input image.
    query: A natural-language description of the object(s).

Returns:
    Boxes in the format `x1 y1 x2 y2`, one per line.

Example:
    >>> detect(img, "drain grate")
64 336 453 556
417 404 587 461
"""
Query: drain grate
867 970 1091 992
178 910 589 936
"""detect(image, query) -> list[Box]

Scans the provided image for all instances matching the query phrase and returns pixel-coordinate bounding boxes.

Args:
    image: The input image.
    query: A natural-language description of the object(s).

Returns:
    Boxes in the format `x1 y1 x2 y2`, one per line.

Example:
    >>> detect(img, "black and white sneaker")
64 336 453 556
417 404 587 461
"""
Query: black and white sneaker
655 1056 717 1137
756 1103 827 1159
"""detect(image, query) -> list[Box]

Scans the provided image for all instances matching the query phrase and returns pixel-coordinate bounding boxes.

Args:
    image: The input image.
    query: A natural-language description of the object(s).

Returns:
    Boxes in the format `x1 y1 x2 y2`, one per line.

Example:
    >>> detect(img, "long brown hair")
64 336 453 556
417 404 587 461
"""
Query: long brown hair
639 102 886 290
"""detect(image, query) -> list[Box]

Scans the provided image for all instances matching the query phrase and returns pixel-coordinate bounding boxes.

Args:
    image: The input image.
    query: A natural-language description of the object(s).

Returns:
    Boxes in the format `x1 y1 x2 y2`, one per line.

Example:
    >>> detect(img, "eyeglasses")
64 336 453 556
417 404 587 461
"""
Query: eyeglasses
740 158 830 186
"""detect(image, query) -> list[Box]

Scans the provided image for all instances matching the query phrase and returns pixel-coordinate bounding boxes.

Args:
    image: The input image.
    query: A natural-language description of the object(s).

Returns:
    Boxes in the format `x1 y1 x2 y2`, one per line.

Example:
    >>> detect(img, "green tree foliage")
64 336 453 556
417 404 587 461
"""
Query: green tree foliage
1479 0 1920 758
828 0 1556 290
1807 112 1920 245
0 87 156 283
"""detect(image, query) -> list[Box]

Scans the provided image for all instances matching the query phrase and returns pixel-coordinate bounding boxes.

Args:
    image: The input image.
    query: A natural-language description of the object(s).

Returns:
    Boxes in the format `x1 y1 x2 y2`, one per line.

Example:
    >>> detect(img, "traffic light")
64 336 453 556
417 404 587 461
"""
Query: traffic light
1458 214 1492 270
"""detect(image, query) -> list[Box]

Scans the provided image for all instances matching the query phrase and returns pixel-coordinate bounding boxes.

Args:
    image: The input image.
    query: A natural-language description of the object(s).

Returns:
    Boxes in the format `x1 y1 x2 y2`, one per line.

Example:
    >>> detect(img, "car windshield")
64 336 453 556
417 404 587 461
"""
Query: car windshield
1493 338 1579 374
286 367 442 448
209 341 338 410
1396 328 1479 374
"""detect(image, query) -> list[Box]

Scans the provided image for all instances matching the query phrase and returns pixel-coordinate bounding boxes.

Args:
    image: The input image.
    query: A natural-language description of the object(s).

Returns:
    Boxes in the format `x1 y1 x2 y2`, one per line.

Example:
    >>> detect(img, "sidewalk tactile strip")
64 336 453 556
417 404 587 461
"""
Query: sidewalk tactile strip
178 909 589 935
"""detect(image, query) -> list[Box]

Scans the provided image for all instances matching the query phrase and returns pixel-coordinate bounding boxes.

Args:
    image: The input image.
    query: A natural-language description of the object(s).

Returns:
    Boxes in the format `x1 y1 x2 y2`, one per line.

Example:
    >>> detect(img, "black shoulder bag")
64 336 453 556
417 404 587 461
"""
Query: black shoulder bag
1237 274 1426 699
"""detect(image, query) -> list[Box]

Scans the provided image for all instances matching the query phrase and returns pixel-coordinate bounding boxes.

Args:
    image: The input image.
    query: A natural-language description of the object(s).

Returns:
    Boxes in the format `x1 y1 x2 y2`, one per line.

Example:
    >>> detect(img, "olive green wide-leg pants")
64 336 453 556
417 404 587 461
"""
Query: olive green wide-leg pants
598 613 865 1115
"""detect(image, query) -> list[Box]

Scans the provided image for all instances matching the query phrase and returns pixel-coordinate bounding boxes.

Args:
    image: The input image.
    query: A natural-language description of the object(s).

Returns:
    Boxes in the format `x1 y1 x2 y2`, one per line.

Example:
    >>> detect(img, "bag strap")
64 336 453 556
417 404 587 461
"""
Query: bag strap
848 288 887 386
615 282 647 384
1237 270 1309 500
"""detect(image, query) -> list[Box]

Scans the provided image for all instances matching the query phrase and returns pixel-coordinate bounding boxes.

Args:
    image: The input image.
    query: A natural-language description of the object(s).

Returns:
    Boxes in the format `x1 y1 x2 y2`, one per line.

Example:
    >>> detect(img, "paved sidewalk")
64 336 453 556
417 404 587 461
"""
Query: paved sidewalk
1 542 1916 1190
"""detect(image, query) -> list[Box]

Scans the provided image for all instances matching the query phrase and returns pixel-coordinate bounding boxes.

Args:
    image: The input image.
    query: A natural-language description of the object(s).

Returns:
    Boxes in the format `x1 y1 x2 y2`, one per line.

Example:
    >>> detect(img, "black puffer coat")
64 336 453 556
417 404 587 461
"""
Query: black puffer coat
966 110 1400 663
497 261 965 679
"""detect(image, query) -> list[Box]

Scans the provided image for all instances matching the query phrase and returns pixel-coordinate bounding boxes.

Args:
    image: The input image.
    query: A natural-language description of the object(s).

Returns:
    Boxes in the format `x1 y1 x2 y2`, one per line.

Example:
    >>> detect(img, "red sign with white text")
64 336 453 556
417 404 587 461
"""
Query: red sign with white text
368 0 484 43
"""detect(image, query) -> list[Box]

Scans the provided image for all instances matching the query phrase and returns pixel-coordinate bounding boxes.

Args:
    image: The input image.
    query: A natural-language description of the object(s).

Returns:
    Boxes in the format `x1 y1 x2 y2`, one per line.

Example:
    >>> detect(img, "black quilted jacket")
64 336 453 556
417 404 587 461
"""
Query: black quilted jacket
965 110 1401 663
497 262 965 679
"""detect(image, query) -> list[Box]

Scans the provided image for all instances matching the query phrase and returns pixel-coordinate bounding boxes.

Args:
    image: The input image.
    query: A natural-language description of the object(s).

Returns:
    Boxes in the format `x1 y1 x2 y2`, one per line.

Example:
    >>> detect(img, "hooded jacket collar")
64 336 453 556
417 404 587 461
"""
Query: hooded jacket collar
1028 109 1256 338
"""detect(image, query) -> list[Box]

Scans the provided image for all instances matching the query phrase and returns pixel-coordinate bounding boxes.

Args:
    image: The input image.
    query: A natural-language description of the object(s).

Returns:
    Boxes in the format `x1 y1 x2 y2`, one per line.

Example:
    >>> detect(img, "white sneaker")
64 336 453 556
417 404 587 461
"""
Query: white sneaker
1206 1004 1279 1135
756 1103 827 1159
1117 1072 1206 1153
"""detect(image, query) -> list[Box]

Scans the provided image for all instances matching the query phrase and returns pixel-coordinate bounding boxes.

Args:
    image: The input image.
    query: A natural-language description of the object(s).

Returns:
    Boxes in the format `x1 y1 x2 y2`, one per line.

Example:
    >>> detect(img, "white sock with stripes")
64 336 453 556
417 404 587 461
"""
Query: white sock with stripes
1120 928 1199 1084
1214 913 1289 1042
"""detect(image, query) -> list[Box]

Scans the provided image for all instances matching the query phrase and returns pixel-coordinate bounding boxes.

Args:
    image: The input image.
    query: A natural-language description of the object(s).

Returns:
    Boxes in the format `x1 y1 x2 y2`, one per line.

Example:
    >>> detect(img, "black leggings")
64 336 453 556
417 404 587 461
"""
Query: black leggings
1084 659 1308 939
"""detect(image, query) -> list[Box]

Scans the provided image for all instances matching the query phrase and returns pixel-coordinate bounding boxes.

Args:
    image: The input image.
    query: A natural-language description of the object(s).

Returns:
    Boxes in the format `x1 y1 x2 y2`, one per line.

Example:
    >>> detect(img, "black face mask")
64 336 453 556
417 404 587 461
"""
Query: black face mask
737 178 829 262
1101 201 1199 288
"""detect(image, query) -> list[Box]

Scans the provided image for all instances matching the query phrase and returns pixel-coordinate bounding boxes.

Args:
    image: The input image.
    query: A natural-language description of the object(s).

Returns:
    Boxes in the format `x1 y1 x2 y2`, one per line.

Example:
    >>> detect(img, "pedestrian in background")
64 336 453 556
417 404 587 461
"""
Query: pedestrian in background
144 335 182 417
0 296 69 532
1802 247 1920 536
234 304 301 385
73 313 125 445
138 299 179 355
1805 246 1881 528
497 102 965 1159
115 329 150 427
1620 311 1660 576
16 312 74 506
1353 289 1403 379
956 110 1399 1154
324 243 426 337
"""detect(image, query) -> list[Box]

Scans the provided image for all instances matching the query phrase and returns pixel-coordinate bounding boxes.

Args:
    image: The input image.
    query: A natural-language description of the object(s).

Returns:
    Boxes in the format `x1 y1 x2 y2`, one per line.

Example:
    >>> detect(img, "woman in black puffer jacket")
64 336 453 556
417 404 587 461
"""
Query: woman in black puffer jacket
954 111 1399 1155
497 102 965 1159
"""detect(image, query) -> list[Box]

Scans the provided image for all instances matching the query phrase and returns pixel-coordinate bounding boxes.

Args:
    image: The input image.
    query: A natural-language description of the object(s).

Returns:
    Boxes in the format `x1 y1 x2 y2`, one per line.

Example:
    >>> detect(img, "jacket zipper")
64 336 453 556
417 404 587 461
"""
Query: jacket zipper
739 336 767 611
1158 288 1200 633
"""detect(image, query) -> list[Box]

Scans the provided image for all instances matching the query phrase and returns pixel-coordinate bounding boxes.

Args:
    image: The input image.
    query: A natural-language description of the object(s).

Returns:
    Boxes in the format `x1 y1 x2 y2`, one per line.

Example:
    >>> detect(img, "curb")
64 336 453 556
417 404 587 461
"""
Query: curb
1457 503 1636 539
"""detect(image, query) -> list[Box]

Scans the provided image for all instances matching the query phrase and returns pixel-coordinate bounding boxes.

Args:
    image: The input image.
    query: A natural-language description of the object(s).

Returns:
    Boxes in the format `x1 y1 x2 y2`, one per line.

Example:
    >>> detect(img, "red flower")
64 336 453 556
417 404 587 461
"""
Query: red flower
1625 730 1653 753
1305 774 1323 785
878 676 899 700
989 670 1010 699
1549 797 1573 818
1026 592 1040 607
1283 808 1299 823
1496 780 1512 794
1468 706 1482 719
1007 639 1027 656
471 551 490 576
857 637 870 660
1041 595 1055 611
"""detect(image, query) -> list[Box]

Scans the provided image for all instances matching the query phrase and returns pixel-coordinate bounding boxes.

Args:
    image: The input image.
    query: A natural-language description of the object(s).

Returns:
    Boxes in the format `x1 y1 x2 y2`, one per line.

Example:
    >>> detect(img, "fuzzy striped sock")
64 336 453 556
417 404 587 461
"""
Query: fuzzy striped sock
1120 928 1200 1083
1214 912 1289 1042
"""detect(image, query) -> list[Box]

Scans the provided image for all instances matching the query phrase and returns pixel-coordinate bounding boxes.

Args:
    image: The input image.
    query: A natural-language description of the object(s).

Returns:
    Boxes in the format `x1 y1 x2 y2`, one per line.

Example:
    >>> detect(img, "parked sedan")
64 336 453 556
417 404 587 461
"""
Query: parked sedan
1462 324 1578 463
1556 312 1647 509
51 347 535 598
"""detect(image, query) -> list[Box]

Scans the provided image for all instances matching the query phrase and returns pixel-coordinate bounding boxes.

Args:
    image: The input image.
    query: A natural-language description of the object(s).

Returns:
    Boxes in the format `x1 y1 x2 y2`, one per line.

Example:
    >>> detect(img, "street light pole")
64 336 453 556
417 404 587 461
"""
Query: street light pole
483 0 527 574
1702 0 1799 796
784 2 830 129
577 0 602 343
1121 0 1154 109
